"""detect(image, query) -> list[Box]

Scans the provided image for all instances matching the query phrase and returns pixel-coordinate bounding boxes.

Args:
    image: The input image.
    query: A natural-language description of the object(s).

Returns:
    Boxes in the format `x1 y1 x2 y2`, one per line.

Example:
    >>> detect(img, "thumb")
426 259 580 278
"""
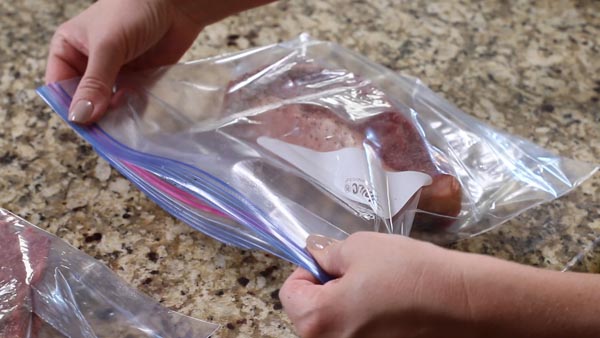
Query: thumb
69 45 123 124
306 234 348 278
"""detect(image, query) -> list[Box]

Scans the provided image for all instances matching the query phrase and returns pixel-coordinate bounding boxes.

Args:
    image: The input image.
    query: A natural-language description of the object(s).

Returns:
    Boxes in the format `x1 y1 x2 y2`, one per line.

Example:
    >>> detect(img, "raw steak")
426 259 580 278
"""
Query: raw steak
0 219 50 338
225 62 462 228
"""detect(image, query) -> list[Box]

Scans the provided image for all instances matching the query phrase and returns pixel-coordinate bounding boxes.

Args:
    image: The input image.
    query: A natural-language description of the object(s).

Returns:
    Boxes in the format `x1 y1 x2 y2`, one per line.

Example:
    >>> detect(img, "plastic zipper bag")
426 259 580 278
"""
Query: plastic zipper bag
37 35 598 282
0 209 218 338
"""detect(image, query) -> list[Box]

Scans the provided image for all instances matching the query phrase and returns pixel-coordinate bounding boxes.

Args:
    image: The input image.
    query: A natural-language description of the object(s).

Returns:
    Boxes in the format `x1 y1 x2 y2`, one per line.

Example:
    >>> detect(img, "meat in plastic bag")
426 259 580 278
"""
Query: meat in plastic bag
37 35 599 281
0 209 218 338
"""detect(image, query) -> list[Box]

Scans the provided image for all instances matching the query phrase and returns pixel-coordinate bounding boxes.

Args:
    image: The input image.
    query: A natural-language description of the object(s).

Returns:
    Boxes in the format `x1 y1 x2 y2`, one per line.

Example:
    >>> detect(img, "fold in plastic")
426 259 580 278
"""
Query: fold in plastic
37 35 599 282
0 209 218 338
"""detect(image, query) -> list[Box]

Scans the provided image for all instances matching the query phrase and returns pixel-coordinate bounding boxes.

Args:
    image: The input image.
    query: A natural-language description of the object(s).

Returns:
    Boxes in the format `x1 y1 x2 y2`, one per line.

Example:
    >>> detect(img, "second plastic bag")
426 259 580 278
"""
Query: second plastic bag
0 209 218 338
37 35 598 281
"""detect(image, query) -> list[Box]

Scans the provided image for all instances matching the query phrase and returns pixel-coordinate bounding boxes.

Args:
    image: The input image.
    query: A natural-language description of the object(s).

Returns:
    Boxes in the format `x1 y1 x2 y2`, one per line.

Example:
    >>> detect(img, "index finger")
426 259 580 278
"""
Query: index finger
45 32 87 84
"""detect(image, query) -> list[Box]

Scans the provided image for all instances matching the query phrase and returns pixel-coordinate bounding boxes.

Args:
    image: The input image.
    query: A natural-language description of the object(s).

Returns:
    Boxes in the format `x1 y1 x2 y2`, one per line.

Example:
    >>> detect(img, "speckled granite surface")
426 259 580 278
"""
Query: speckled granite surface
1 0 598 337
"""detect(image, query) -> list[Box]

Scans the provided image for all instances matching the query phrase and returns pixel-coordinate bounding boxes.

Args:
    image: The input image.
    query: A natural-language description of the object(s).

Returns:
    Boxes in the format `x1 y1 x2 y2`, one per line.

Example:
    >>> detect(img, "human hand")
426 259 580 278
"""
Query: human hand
280 232 600 338
279 232 476 338
45 0 206 124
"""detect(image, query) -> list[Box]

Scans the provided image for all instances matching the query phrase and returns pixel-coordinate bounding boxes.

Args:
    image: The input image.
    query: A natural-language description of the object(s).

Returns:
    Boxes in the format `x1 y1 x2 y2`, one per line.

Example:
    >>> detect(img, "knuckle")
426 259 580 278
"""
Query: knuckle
52 21 77 43
94 37 119 51
339 231 385 260
282 290 338 338
54 22 70 36
78 76 112 96
49 29 69 51
344 231 370 248
348 231 371 241
278 285 286 299
294 305 334 338
278 285 292 306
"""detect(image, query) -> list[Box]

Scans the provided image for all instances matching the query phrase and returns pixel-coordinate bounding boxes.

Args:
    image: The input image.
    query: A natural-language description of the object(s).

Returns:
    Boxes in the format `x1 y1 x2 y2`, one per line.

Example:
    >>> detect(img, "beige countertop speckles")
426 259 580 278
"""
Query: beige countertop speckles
1 1 598 337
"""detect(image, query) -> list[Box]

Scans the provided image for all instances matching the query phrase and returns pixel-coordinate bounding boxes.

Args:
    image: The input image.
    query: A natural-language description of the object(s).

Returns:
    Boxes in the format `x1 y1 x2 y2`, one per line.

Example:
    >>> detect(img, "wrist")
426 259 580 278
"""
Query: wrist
171 0 275 28
461 254 600 337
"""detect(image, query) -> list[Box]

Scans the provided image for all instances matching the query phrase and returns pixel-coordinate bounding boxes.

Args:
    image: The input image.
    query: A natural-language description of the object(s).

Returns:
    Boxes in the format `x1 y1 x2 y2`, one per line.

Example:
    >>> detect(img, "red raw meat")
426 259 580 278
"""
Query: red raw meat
225 62 462 228
230 103 364 152
0 219 50 338
360 112 462 227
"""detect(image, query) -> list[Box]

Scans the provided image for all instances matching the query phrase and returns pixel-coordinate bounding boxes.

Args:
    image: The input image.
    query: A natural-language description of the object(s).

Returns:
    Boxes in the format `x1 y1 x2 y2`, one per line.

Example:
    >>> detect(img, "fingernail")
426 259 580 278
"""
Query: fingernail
69 100 94 123
307 235 334 251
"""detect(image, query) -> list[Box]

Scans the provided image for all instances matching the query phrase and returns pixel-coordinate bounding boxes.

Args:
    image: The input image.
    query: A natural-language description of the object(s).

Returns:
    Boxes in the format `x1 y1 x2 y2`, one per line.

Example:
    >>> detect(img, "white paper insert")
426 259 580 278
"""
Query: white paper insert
257 137 432 218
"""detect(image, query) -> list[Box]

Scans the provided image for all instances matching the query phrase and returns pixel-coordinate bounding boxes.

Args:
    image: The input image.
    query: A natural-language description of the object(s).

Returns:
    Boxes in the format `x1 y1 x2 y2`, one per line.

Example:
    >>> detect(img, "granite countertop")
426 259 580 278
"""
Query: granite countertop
1 0 599 337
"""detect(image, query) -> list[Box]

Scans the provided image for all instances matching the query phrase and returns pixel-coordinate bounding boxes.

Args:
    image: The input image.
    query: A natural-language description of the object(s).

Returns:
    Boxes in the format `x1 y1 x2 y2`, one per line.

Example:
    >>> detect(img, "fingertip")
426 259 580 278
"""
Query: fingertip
68 80 113 124
68 99 94 123
68 43 124 124
305 235 346 278
306 234 336 251
68 93 111 124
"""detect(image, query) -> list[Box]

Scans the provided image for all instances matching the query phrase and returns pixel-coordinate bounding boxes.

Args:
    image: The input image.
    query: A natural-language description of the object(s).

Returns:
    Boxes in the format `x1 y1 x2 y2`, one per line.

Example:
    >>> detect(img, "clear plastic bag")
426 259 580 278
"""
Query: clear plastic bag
0 208 218 338
37 35 598 282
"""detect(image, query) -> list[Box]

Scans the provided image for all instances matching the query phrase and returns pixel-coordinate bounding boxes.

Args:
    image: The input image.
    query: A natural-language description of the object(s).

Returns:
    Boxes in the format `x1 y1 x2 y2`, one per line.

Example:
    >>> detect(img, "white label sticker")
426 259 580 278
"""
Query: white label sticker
257 137 432 218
